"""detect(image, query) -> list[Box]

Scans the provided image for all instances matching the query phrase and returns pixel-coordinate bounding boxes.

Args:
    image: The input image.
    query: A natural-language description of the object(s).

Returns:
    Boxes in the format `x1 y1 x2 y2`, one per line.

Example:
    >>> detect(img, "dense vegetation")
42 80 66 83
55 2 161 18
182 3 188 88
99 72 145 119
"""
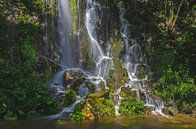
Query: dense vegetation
106 0 196 115
0 0 60 120
0 0 195 121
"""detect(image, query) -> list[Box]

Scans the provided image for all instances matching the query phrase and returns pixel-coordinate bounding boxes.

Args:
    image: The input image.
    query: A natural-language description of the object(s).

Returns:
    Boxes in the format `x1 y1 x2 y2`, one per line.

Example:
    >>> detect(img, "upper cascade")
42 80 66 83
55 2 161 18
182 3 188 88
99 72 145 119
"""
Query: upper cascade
50 0 79 97
84 0 113 89
58 0 78 68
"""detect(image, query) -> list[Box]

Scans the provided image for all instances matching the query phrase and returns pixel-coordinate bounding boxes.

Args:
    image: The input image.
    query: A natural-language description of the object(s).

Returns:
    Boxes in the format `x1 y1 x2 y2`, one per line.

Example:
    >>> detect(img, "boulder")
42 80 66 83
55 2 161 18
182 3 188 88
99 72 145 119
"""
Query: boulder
164 106 179 115
64 69 86 90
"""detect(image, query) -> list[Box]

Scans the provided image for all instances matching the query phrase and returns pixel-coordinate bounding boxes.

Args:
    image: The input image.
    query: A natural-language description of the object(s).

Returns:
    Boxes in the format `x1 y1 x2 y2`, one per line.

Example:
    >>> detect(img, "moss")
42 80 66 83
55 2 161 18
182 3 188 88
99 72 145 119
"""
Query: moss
87 97 115 119
120 87 135 98
86 82 96 92
42 57 53 82
70 112 85 122
88 90 108 98
73 96 115 120
70 0 78 34
81 107 95 120
107 60 128 90
64 90 77 107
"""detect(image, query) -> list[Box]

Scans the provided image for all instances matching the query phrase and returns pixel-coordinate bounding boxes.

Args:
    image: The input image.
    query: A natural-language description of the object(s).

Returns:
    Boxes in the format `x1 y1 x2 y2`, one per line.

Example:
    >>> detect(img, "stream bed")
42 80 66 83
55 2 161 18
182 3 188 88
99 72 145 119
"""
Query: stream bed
1 116 195 129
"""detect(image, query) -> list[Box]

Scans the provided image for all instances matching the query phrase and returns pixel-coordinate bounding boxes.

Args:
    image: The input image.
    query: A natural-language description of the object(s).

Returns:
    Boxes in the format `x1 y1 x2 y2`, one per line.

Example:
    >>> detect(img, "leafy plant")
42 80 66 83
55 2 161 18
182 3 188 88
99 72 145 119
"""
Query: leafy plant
153 67 196 113
64 90 77 106
70 112 85 122
119 100 145 115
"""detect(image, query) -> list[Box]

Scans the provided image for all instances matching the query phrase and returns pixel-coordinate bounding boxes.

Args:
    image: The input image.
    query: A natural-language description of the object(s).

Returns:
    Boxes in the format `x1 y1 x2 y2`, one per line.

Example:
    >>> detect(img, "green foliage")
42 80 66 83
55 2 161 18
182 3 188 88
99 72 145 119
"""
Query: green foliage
0 0 60 120
153 67 196 113
84 97 115 119
73 100 85 113
70 112 85 122
119 100 145 115
107 59 128 91
141 0 196 115
0 66 61 120
64 90 77 106
70 0 77 34
4 111 17 121
21 0 45 17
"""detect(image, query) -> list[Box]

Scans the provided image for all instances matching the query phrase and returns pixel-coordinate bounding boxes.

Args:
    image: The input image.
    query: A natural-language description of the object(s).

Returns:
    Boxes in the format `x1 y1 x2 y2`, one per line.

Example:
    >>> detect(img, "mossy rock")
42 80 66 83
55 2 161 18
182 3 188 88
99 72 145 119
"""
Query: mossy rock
86 82 96 92
89 90 106 98
144 106 154 115
120 87 135 98
64 69 86 92
164 106 179 116
107 60 128 90
81 107 95 120
64 90 77 107
79 97 115 119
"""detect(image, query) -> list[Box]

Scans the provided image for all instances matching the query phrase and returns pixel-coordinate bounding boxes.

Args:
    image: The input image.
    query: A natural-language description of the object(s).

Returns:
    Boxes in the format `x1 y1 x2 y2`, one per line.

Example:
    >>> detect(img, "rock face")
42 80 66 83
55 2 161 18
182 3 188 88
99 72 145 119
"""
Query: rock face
78 83 89 97
167 106 179 115
64 69 86 90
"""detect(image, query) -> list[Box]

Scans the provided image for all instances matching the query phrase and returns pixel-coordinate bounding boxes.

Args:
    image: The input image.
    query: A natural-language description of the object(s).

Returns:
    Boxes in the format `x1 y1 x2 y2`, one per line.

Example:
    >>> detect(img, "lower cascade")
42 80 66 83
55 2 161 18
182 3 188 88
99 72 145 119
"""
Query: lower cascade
117 5 167 116
47 0 169 119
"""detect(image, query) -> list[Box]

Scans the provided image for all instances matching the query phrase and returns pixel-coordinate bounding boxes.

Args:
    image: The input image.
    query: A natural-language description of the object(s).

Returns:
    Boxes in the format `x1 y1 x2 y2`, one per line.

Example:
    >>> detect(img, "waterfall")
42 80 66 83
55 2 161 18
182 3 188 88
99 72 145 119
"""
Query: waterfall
46 96 84 120
50 0 80 95
113 86 124 116
47 0 168 119
77 0 81 67
84 0 113 90
118 3 166 116
47 0 114 119
58 0 78 68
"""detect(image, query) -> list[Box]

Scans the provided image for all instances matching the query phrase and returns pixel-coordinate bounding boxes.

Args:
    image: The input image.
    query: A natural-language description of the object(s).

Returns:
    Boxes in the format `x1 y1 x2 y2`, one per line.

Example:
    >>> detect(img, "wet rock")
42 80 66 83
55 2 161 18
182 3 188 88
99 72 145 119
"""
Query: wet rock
109 93 120 104
89 90 106 98
121 87 134 96
144 106 153 115
166 106 179 115
78 83 89 97
64 69 86 90
86 82 96 92
111 60 128 86
191 109 196 118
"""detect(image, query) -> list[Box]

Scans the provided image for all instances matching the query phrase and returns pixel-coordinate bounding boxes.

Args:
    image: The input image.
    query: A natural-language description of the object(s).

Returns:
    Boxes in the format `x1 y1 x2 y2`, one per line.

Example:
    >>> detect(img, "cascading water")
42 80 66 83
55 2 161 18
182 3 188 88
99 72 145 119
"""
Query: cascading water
47 0 168 120
84 0 113 90
113 86 124 116
51 0 79 91
58 0 78 68
77 0 81 67
46 96 84 120
118 2 167 116
47 0 82 119
47 0 113 119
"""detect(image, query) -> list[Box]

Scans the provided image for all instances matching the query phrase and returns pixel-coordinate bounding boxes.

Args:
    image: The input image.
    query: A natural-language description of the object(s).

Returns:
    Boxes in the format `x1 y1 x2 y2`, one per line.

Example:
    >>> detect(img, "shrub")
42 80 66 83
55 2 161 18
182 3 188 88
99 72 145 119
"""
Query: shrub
119 100 145 115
